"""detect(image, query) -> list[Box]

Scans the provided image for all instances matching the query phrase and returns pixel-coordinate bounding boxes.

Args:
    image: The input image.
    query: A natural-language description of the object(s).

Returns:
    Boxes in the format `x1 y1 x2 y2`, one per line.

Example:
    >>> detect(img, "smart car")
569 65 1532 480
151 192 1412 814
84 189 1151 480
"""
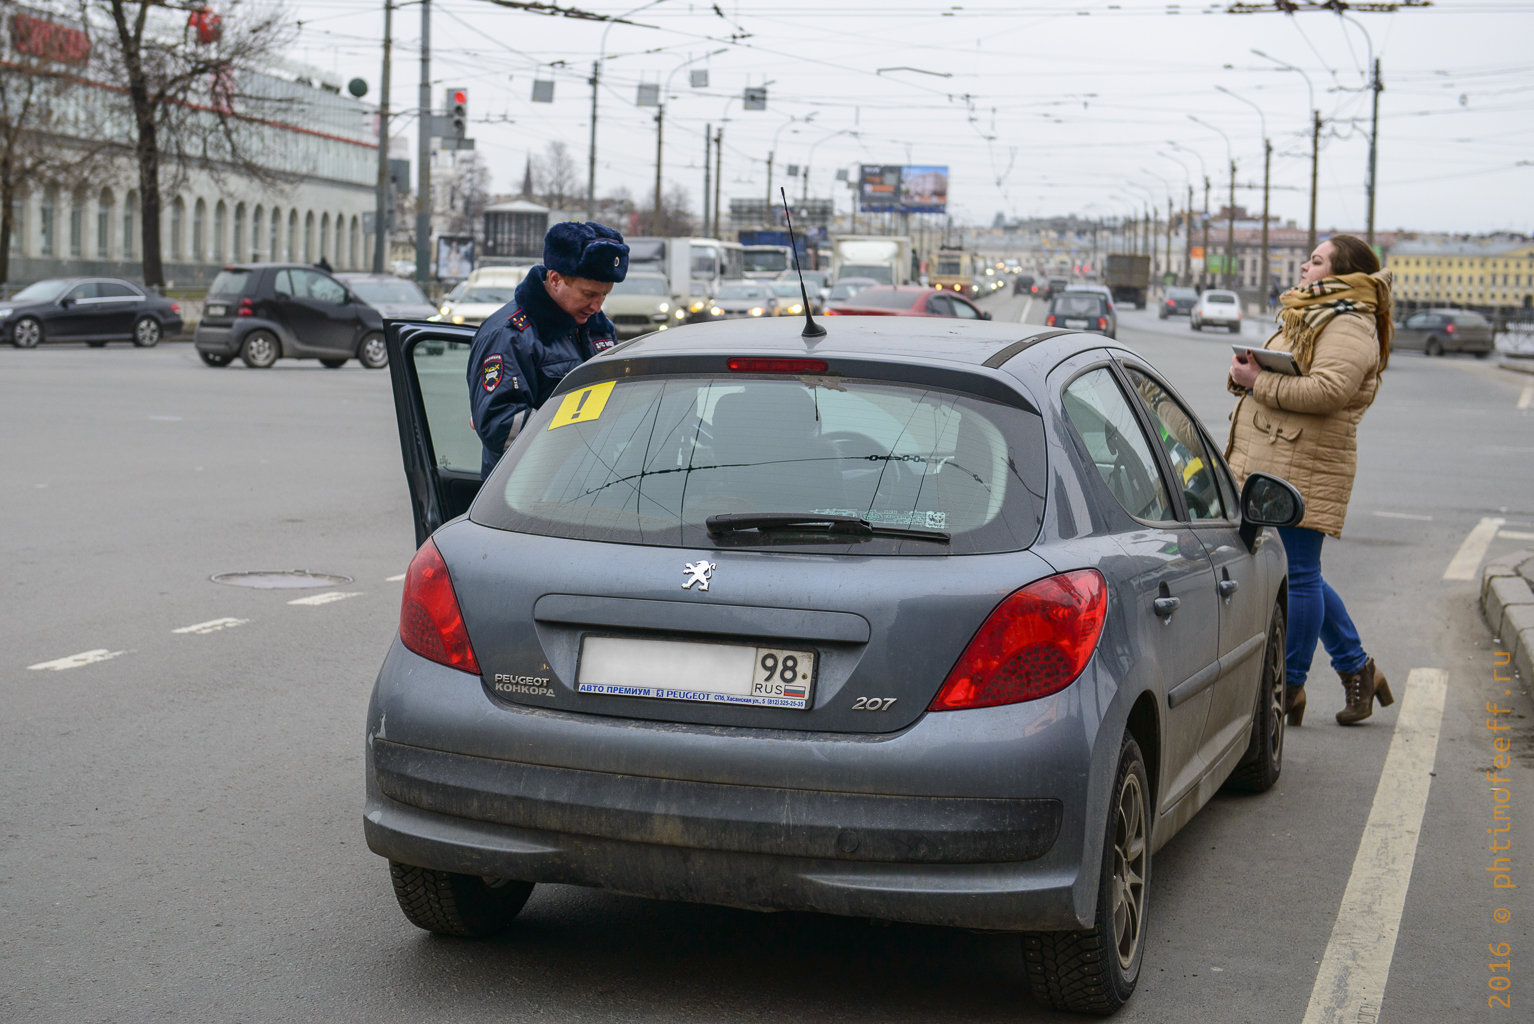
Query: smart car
367 312 1303 1015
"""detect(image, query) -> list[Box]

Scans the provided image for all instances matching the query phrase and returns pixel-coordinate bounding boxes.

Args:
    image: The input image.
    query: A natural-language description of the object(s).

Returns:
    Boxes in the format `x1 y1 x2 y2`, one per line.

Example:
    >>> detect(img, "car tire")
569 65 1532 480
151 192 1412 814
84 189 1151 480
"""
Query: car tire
240 330 279 368
1229 324 1241 334
12 315 42 348
1424 337 1443 357
87 340 108 348
1474 348 1489 359
1223 601 1286 794
199 350 233 367
320 358 347 368
357 332 388 369
1022 734 1150 1015
1190 317 1200 331
389 861 534 938
133 316 161 347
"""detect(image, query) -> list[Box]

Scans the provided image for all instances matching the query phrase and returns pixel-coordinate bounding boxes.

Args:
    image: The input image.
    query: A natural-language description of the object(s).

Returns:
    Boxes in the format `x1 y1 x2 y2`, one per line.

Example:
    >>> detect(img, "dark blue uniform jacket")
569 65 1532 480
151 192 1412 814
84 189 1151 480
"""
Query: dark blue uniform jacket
467 265 618 477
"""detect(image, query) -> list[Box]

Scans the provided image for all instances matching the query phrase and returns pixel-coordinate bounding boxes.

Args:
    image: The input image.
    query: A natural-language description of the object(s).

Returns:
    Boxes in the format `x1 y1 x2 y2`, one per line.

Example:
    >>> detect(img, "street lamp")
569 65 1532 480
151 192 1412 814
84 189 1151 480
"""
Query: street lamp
1124 181 1156 264
1216 86 1271 299
1167 140 1212 287
587 0 668 221
1253 49 1321 254
1189 115 1237 289
1157 151 1197 286
653 50 727 233
1338 13 1384 246
1141 167 1176 285
766 113 813 224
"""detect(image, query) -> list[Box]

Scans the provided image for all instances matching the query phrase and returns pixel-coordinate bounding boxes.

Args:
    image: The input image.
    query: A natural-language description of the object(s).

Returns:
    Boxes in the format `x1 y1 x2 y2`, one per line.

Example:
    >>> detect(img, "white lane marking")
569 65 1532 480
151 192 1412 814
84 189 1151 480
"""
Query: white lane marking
1299 668 1447 1024
28 649 128 671
172 617 248 635
1499 529 1534 541
1518 384 1533 410
1373 511 1433 521
287 591 362 606
386 574 406 582
1443 517 1506 580
1019 297 1034 324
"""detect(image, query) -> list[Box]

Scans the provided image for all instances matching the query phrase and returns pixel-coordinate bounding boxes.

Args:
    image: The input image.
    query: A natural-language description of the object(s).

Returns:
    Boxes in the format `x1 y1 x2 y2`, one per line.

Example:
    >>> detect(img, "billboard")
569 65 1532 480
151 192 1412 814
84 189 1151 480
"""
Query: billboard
858 164 947 214
435 235 475 280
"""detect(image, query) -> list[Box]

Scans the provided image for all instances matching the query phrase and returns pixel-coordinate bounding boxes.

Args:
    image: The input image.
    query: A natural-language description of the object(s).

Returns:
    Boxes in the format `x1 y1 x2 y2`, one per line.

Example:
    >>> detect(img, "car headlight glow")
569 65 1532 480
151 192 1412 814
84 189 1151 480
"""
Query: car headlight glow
675 309 686 319
790 304 803 315
710 306 724 317
440 306 451 315
749 307 764 317
690 300 705 313
451 314 465 324
658 302 669 313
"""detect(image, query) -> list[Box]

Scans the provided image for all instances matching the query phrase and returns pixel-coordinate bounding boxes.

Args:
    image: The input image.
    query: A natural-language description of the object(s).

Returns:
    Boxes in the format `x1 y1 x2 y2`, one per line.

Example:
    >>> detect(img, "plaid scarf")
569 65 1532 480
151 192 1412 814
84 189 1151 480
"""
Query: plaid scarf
1277 270 1392 370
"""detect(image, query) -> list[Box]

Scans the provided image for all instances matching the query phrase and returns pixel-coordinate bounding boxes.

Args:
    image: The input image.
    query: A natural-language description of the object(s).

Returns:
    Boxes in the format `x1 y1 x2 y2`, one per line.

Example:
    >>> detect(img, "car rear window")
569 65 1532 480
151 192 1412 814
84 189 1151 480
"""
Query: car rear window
207 270 251 299
1456 312 1490 326
840 288 921 309
1205 292 1237 304
1054 294 1105 316
474 375 1047 555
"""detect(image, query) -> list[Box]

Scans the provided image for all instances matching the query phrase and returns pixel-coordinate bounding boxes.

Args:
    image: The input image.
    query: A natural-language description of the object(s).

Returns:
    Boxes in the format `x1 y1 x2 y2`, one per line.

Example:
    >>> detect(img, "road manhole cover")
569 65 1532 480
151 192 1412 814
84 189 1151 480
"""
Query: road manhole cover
211 570 354 589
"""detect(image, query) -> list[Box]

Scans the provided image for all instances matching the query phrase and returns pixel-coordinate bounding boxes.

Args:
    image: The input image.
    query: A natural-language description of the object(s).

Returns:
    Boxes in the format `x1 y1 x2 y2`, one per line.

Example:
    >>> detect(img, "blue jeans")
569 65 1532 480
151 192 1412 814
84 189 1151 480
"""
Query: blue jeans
1278 526 1369 687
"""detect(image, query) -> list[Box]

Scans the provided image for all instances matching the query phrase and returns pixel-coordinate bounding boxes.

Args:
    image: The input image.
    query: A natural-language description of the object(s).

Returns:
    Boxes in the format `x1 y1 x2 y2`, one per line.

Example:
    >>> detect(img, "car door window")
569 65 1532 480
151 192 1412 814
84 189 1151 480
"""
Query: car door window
97 282 137 298
1061 368 1175 522
305 272 348 305
949 298 982 319
65 282 99 301
925 295 954 316
1124 368 1226 521
274 270 295 296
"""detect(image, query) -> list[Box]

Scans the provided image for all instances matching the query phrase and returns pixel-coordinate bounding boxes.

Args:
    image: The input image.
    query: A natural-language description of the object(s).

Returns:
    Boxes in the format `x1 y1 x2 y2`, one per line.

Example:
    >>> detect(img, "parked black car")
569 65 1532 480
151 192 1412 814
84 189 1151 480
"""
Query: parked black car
2 278 183 348
1395 308 1495 357
1012 274 1036 296
194 263 387 368
1159 287 1199 319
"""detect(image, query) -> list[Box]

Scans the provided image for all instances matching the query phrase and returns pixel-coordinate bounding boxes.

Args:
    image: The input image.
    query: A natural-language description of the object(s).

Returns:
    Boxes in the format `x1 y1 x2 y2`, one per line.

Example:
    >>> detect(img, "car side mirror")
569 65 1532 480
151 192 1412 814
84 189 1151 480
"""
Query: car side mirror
59 297 72 308
982 310 992 320
1238 471 1306 551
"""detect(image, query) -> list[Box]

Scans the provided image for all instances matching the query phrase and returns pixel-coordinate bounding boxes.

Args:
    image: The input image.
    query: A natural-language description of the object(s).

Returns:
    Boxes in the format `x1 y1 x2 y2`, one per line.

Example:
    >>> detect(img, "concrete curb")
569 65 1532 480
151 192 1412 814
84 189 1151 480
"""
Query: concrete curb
1481 548 1534 683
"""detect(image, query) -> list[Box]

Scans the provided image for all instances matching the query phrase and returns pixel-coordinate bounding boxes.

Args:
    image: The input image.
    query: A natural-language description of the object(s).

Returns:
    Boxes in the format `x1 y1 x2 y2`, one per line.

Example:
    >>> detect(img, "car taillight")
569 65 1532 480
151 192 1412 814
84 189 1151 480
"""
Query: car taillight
929 570 1107 711
727 357 829 373
1045 314 1057 326
1097 317 1107 330
170 302 181 314
823 309 839 315
1445 322 1456 334
399 538 480 674
237 297 254 317
1166 299 1174 306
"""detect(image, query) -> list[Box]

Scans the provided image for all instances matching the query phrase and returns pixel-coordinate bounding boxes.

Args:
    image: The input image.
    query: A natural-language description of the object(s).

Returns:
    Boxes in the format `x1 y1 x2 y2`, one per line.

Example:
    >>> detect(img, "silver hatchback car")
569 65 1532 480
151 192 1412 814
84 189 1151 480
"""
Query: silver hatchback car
369 315 1302 1014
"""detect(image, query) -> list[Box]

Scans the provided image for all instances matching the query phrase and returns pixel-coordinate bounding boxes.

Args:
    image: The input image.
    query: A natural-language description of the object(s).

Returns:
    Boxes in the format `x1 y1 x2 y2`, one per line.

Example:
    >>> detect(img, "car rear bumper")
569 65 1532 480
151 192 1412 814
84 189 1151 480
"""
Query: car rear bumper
364 640 1106 931
194 324 238 353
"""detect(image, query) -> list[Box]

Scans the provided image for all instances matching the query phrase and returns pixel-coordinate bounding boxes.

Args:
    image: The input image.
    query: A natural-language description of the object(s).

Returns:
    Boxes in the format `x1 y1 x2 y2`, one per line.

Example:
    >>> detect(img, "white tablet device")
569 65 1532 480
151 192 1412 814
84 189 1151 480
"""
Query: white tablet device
1232 345 1300 376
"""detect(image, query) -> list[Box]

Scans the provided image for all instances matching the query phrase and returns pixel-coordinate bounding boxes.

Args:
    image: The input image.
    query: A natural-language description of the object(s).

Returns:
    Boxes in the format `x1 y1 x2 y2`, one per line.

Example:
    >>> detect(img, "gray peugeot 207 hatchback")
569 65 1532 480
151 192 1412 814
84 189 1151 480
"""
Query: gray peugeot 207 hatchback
368 312 1303 1015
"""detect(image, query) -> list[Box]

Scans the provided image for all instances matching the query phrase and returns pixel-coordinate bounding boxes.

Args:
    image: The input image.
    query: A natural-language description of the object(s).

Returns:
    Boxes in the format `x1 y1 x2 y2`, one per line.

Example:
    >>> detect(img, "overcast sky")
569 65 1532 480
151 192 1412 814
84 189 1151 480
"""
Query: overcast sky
286 0 1534 234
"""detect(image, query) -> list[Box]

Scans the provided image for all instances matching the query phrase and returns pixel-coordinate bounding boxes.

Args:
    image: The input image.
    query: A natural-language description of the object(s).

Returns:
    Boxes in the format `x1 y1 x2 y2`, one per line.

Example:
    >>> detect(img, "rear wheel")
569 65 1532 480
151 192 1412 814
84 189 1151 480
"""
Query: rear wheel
1224 602 1286 793
1023 735 1150 1015
389 861 534 938
1190 316 1201 332
199 350 233 367
133 316 161 347
1229 324 1241 334
241 330 279 368
1474 348 1490 359
357 332 388 369
1424 337 1443 357
320 358 347 368
12 316 42 348
87 340 108 348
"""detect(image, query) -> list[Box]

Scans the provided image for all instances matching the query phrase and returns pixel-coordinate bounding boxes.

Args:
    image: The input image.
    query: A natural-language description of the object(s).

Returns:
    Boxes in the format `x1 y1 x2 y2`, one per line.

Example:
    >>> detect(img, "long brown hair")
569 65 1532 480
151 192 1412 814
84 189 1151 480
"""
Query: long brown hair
1326 233 1392 368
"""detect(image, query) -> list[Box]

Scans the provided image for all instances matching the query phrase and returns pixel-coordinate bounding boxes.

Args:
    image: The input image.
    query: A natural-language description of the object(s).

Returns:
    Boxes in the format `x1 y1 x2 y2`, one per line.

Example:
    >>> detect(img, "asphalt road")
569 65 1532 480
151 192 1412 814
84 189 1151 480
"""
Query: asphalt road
2 296 1531 1023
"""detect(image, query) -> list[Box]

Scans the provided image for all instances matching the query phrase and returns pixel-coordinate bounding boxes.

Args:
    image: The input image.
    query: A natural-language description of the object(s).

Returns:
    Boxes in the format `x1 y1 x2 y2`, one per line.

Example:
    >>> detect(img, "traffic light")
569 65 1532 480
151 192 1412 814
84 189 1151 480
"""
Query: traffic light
445 88 467 139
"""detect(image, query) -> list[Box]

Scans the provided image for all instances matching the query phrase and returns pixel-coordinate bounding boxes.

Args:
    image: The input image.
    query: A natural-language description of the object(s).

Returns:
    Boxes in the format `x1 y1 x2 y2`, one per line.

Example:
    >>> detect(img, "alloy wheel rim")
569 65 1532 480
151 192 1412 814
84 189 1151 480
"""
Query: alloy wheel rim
17 320 39 345
249 336 274 364
363 337 386 364
137 320 158 344
1266 631 1285 764
1112 771 1147 970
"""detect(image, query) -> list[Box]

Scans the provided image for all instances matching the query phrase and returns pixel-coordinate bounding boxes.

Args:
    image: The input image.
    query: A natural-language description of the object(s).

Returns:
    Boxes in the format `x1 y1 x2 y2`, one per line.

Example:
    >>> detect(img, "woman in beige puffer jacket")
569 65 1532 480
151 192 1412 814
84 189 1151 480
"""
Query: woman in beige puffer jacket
1226 233 1393 728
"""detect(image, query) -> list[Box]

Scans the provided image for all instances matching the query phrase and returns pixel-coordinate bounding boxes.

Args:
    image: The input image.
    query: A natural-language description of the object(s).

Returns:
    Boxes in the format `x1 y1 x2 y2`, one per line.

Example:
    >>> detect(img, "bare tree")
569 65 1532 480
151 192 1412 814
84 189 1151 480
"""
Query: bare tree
642 183 693 237
91 0 296 287
531 141 585 211
435 151 489 239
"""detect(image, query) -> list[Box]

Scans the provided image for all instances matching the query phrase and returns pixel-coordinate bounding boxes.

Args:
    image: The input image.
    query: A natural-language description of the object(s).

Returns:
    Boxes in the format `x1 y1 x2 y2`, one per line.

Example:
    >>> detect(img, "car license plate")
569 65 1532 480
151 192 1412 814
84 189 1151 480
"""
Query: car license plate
577 636 814 709
206 304 227 316
1065 318 1089 328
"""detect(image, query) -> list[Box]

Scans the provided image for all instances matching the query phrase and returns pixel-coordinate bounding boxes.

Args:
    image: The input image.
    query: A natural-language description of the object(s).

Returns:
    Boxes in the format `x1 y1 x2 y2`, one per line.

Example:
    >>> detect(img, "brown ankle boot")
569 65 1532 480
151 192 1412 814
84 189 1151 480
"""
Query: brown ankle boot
1285 686 1306 726
1336 659 1392 725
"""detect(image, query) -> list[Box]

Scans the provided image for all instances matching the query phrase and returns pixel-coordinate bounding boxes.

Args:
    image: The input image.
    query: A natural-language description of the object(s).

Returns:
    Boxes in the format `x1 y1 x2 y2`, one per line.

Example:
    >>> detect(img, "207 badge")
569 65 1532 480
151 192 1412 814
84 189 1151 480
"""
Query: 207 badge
681 560 716 591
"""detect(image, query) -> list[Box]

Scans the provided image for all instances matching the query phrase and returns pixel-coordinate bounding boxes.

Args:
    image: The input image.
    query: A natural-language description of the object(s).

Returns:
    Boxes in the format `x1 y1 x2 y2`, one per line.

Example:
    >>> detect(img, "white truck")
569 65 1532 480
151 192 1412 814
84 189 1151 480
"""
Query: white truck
626 237 745 299
831 235 913 286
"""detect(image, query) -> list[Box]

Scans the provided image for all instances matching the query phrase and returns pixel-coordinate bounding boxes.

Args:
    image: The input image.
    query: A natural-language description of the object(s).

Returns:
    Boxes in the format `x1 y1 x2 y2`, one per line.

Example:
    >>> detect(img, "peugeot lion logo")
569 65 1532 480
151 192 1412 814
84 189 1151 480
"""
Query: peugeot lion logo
681 560 716 591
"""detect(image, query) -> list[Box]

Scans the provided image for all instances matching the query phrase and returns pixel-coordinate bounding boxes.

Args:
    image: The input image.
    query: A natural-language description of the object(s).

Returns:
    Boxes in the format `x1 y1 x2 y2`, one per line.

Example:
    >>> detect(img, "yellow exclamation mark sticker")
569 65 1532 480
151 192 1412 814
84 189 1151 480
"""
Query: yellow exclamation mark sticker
547 380 616 429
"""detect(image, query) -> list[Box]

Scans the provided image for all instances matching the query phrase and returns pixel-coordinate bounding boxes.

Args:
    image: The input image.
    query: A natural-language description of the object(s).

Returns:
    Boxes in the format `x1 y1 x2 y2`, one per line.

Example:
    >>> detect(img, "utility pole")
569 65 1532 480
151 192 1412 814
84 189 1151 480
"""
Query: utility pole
1201 175 1210 289
1184 185 1193 286
712 127 722 239
1166 197 1173 288
414 0 431 289
372 0 392 273
1225 160 1236 291
1260 138 1271 300
1308 109 1321 255
587 60 599 221
653 106 663 234
1365 58 1382 247
764 152 773 227
702 124 711 237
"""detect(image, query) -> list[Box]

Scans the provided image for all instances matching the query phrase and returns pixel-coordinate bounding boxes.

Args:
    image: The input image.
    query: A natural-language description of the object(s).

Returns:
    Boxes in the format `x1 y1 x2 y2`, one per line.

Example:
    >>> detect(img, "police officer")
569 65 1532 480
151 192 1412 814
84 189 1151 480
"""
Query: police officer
467 221 628 477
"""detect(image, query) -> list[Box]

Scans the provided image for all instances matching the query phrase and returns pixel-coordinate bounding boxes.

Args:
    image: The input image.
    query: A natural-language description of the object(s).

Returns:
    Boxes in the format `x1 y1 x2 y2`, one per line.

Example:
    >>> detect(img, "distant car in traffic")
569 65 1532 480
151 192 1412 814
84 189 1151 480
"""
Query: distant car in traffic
712 281 780 320
1190 290 1243 334
767 281 814 317
1044 277 1070 299
1013 274 1035 296
333 274 439 321
2 278 183 348
1159 287 1199 319
389 260 417 279
777 268 830 308
193 263 386 369
826 277 881 306
603 273 679 338
824 285 991 320
1047 291 1116 339
438 267 530 327
1395 308 1494 357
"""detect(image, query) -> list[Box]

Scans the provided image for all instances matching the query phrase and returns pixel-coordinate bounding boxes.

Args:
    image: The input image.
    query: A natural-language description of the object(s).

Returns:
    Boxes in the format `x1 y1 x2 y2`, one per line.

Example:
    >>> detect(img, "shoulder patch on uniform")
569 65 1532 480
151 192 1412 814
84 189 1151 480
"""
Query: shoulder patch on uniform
481 354 503 392
509 309 530 332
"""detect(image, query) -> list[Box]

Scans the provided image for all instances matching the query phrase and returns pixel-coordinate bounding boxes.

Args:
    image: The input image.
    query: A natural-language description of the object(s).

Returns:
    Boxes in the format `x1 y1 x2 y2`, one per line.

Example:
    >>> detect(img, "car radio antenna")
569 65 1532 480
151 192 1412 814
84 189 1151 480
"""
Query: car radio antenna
780 187 825 339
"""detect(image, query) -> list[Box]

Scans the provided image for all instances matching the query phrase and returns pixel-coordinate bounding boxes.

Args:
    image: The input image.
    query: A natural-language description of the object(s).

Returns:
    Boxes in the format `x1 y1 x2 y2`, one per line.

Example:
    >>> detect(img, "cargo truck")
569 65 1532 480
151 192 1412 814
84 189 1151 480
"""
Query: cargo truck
831 235 912 286
928 247 980 296
1105 254 1151 309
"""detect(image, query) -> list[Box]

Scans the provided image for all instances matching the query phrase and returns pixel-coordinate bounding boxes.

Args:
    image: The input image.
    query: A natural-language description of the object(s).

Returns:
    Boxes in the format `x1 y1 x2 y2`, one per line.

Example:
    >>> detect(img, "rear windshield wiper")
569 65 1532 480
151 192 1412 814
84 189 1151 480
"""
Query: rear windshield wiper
705 512 950 543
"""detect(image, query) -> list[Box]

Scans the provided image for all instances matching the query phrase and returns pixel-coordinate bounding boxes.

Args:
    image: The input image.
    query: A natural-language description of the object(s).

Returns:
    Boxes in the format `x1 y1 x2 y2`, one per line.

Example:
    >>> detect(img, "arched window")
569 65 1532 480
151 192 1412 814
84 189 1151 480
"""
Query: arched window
232 203 245 262
98 188 114 259
122 191 136 259
304 210 315 262
69 191 86 258
170 196 184 260
40 188 57 256
8 192 25 255
250 206 263 262
192 198 206 261
320 212 330 263
349 215 359 269
213 200 227 261
268 206 280 261
287 208 298 261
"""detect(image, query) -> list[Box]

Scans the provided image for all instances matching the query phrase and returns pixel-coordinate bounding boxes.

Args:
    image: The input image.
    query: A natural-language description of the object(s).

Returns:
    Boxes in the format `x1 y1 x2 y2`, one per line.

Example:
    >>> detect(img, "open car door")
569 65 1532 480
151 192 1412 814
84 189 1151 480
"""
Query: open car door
386 321 485 547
